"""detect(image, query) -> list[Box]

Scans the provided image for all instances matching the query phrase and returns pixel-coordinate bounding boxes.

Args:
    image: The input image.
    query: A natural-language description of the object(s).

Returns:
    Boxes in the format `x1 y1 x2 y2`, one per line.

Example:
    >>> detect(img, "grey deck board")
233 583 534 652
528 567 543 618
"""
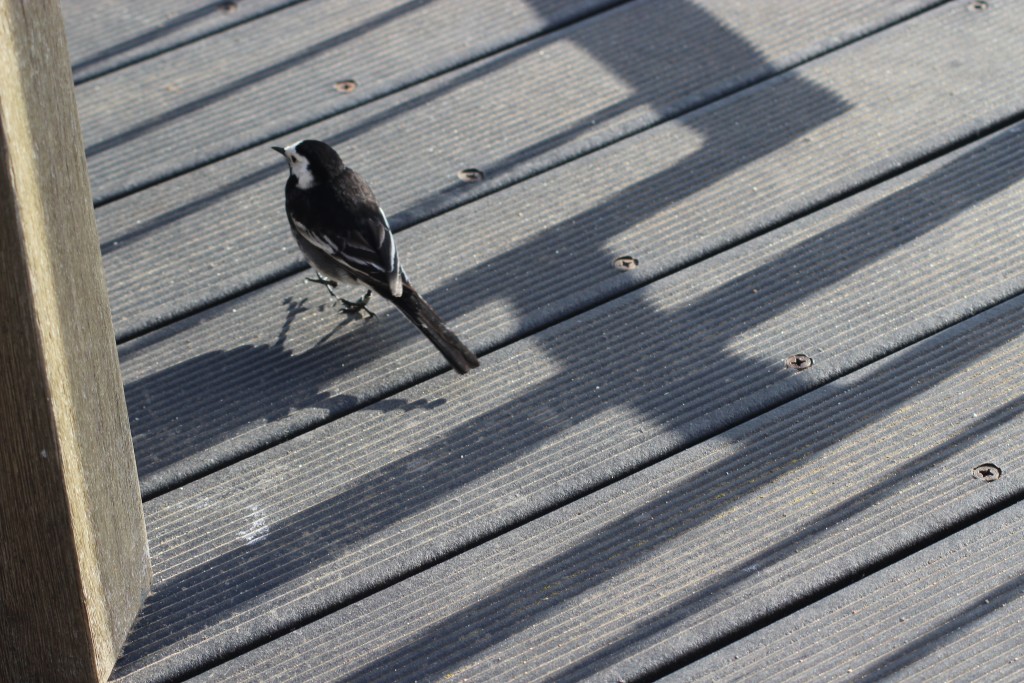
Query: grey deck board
667 503 1024 682
111 122 1024 680
116 0 1024 499
49 0 1024 679
61 0 299 83
93 0 943 340
74 0 623 204
189 282 1024 681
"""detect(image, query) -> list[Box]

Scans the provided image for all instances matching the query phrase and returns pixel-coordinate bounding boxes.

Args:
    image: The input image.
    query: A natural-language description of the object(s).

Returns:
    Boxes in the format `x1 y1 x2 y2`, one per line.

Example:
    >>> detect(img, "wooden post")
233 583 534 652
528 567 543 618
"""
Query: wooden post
0 1 151 681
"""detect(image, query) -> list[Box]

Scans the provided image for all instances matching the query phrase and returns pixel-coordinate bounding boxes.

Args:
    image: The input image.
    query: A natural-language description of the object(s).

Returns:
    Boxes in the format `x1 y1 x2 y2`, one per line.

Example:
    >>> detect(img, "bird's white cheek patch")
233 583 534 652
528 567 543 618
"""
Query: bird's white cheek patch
283 142 315 189
291 159 315 189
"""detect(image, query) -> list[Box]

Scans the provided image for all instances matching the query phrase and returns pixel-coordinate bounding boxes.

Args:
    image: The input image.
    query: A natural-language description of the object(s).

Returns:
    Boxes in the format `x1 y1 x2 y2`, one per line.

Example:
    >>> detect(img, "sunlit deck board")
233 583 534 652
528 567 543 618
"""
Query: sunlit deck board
54 0 1024 680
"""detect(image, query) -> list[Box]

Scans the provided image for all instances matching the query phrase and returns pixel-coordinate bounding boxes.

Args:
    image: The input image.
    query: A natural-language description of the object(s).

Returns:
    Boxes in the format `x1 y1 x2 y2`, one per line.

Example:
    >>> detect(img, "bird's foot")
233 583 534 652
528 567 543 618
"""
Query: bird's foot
305 272 339 299
338 289 375 318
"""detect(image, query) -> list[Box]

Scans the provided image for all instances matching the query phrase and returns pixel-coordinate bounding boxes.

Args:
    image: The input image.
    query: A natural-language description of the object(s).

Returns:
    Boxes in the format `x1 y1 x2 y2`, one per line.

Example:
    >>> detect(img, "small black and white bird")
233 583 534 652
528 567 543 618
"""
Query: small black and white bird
272 139 479 374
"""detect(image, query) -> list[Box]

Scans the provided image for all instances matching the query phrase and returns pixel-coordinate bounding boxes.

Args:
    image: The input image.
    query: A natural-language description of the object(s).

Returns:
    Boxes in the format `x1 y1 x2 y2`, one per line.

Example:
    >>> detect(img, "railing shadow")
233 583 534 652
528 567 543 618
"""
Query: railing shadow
118 0 849 491
110 2 1024 677
112 120 1024 677
349 389 1024 681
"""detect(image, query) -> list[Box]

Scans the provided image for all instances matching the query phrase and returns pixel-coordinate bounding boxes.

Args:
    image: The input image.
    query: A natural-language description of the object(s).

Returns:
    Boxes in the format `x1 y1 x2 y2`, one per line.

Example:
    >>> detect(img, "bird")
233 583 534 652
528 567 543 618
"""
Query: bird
272 139 479 374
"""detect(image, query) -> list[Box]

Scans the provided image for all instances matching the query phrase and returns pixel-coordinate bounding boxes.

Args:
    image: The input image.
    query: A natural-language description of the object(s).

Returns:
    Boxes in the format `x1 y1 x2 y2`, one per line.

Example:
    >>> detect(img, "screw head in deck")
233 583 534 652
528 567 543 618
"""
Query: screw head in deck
785 354 813 371
457 168 485 182
613 256 638 271
972 463 1001 481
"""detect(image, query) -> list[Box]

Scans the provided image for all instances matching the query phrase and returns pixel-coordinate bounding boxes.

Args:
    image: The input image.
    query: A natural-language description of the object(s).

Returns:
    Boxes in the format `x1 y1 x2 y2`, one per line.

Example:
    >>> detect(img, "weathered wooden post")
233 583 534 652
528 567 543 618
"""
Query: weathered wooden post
0 1 151 681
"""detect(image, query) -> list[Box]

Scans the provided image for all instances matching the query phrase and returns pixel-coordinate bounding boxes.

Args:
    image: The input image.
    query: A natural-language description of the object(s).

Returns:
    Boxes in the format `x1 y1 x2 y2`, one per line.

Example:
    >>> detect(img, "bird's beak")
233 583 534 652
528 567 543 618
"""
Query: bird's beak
271 146 286 156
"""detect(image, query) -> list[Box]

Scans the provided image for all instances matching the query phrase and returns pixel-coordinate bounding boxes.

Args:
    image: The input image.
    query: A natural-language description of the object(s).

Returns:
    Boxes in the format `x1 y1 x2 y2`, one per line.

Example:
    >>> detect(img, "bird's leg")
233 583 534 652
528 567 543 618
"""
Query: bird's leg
305 272 339 299
305 272 373 318
338 289 375 318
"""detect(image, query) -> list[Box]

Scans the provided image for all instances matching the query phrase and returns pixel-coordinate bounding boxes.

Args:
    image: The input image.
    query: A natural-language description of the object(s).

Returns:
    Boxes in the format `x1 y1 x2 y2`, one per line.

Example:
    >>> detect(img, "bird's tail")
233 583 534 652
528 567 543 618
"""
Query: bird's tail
391 285 479 374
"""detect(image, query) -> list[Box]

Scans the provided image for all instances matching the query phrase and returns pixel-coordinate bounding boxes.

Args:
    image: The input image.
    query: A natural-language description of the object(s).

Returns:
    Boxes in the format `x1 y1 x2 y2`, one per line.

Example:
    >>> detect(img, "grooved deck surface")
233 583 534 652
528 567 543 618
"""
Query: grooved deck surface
668 500 1024 681
60 0 1024 680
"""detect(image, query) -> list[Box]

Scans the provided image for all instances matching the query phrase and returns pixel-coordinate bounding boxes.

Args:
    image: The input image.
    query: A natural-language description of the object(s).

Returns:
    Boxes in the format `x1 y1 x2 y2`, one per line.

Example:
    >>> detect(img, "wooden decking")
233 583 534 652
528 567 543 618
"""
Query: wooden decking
62 0 1024 680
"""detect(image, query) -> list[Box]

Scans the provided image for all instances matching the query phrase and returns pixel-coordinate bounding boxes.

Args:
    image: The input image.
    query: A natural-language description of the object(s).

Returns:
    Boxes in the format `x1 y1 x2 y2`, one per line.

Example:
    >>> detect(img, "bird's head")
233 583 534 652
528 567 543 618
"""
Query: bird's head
272 139 344 190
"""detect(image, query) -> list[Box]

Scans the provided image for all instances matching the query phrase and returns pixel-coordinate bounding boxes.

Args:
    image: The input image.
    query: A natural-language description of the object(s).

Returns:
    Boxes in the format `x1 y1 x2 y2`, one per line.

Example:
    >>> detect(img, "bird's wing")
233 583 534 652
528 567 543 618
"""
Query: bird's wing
299 183 404 297
338 206 403 297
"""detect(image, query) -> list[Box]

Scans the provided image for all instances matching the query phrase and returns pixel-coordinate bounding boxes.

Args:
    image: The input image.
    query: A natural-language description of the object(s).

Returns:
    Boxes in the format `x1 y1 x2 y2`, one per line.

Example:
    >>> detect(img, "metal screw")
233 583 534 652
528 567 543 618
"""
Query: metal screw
613 256 638 271
785 354 813 370
968 0 988 10
333 80 357 93
972 463 1001 481
221 1 238 12
457 168 485 182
